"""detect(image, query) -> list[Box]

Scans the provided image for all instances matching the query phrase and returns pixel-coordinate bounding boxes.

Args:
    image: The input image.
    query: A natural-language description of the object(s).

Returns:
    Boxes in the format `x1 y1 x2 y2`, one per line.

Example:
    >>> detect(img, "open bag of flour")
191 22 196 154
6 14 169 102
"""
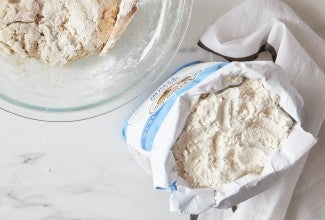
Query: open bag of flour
122 61 317 214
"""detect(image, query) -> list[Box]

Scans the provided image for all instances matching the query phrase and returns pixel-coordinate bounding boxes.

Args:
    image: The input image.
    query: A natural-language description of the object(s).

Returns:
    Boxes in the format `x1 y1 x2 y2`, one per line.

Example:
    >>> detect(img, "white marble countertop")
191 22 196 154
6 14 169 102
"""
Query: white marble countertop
0 1 324 220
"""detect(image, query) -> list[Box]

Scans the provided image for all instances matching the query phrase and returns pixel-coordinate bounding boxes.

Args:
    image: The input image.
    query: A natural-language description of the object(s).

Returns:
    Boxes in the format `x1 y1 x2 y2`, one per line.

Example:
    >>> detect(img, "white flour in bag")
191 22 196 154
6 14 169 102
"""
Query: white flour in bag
172 78 294 189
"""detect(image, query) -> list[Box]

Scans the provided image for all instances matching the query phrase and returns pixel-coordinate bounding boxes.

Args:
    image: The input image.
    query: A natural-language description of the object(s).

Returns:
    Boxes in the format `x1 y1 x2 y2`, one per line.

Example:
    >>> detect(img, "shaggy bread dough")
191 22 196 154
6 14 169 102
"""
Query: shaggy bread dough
0 0 119 66
172 78 294 189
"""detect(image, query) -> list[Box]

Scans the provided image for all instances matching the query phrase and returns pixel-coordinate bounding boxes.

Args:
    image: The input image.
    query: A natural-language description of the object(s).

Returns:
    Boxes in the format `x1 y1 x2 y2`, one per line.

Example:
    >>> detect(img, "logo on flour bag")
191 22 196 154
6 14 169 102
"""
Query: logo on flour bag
149 71 200 114
141 69 202 151
140 62 228 151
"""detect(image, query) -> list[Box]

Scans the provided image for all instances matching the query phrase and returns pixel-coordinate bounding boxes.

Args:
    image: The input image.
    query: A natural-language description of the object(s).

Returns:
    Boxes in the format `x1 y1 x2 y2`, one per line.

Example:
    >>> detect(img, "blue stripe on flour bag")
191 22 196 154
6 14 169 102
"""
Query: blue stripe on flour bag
156 182 177 191
122 61 201 142
141 62 228 152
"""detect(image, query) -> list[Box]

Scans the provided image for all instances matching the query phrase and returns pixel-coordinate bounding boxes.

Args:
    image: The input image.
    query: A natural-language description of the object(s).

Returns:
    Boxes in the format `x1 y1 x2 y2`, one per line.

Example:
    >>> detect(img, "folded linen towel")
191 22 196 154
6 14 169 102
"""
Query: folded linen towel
197 0 325 219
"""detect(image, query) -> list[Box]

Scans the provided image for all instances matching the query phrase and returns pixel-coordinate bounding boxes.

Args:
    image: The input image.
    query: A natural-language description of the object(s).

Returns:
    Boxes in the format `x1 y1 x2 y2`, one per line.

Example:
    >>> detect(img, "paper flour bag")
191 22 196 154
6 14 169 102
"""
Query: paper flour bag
123 61 219 175
123 61 317 214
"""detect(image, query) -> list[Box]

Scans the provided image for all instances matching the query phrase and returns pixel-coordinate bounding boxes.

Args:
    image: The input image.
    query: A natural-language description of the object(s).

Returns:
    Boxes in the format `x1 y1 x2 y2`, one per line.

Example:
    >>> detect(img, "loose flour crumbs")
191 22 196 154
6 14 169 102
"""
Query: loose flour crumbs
172 77 294 189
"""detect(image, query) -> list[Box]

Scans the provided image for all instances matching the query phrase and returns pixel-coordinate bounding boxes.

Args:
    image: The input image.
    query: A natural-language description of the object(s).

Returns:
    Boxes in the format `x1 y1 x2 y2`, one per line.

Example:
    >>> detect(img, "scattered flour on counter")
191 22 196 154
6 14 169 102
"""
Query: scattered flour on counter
172 77 294 189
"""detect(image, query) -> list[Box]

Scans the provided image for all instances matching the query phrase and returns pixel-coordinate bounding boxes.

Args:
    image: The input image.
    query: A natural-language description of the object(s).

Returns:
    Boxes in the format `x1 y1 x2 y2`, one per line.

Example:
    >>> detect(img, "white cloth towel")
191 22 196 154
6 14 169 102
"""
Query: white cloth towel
197 0 325 219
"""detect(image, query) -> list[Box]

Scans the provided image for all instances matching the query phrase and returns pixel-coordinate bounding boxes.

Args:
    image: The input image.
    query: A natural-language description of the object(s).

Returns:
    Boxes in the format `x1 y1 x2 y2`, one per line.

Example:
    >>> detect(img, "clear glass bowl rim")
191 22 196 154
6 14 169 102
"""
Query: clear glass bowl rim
0 0 193 122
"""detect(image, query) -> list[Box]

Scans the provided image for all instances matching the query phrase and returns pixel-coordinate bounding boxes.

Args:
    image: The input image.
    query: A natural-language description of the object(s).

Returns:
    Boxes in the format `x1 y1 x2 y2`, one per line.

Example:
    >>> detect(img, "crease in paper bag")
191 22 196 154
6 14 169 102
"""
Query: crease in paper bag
150 61 317 214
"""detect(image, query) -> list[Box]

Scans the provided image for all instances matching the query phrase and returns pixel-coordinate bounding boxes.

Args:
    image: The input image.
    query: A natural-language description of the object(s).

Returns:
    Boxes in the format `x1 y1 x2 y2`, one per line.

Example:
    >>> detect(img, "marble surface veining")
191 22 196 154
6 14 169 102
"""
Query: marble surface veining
0 0 324 220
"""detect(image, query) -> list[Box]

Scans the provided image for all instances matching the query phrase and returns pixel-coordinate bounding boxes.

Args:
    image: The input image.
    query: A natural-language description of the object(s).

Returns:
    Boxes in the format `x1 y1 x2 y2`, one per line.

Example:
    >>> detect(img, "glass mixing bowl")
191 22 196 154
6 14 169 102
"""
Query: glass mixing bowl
0 0 193 121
